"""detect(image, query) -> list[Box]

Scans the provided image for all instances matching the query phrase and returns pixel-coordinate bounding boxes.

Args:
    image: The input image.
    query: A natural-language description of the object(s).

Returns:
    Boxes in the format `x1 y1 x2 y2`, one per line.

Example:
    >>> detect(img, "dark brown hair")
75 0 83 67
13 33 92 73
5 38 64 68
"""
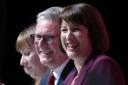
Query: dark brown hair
60 3 110 53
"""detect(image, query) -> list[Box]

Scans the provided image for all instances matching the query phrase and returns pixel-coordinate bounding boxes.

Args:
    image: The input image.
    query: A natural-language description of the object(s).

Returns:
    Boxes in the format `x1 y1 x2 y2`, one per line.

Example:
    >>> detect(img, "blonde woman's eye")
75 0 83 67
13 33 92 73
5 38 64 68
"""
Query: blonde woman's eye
24 52 30 56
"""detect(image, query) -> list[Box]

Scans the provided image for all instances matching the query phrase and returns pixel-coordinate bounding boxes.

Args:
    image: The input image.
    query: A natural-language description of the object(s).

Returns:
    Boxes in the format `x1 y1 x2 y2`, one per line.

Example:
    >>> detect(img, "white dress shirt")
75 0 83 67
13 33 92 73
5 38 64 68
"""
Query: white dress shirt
52 59 70 85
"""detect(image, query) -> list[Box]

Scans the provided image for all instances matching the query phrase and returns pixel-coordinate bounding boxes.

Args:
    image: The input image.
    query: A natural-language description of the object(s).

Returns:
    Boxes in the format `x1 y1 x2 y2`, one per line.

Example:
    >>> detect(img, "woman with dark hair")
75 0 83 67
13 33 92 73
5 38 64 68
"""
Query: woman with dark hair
60 3 125 85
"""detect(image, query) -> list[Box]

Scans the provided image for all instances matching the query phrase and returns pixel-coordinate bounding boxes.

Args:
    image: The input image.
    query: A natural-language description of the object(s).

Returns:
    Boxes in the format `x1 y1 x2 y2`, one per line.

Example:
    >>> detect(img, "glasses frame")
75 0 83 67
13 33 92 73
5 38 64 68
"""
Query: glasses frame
30 34 57 45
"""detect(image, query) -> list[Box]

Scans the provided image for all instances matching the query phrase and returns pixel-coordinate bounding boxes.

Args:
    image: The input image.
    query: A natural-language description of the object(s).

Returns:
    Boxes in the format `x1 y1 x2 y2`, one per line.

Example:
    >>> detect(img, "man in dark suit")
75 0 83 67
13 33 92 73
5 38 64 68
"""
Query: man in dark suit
40 59 74 85
32 7 74 85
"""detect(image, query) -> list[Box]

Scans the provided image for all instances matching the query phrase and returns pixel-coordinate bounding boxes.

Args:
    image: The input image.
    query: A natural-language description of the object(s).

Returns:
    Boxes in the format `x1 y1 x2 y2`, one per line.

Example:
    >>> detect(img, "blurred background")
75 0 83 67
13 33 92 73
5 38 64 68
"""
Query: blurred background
0 0 127 85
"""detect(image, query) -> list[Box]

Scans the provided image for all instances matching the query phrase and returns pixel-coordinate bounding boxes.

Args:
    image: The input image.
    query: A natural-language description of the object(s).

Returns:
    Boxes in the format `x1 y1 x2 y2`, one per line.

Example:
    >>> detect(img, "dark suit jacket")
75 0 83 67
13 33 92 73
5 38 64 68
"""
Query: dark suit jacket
64 54 126 85
40 59 74 85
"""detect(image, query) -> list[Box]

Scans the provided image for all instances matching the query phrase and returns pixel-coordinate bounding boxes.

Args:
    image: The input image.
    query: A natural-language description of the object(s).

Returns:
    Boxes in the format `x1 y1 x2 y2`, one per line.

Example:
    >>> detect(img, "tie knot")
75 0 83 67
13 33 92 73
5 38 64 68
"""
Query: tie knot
48 74 55 85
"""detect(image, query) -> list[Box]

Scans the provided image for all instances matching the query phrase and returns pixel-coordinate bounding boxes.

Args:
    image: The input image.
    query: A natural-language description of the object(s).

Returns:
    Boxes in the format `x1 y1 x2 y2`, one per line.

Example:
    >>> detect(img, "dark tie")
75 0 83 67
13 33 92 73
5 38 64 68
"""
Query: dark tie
48 74 55 85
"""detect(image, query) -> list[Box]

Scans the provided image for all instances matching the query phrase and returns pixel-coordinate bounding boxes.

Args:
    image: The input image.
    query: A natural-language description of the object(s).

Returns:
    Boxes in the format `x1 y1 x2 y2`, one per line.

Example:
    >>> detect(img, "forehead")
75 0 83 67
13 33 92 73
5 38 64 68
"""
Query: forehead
20 47 33 53
35 20 60 35
61 20 81 28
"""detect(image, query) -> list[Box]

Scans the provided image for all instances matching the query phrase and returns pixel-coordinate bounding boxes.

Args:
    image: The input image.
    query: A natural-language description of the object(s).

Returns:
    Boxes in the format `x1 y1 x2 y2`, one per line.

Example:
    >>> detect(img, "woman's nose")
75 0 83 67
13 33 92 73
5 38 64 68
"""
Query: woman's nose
66 31 74 40
20 57 27 66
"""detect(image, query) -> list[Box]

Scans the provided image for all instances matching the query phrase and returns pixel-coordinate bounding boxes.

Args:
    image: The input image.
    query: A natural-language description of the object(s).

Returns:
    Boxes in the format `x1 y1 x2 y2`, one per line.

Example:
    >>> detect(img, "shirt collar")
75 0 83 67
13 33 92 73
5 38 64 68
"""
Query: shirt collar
52 59 70 80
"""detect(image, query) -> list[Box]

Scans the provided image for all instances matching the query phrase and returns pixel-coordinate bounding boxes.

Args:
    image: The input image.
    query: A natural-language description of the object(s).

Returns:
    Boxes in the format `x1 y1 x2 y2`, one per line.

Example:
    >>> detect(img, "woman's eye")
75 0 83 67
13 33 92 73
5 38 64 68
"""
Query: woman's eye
24 52 30 56
61 28 67 32
72 28 80 32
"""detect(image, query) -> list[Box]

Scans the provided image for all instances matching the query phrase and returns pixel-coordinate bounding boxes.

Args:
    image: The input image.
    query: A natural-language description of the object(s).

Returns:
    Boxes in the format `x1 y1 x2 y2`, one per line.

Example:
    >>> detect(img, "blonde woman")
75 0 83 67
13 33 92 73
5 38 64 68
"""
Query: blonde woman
16 23 48 85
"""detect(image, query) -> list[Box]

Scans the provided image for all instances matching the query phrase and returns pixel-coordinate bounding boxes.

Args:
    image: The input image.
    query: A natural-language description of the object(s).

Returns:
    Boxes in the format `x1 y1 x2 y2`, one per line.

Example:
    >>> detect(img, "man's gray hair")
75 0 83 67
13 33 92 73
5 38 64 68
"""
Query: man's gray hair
37 6 63 23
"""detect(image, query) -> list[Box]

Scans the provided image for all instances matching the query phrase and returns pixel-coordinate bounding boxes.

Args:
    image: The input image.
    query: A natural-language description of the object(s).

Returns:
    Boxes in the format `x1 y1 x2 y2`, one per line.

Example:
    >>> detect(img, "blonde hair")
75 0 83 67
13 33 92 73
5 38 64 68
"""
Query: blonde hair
16 23 36 53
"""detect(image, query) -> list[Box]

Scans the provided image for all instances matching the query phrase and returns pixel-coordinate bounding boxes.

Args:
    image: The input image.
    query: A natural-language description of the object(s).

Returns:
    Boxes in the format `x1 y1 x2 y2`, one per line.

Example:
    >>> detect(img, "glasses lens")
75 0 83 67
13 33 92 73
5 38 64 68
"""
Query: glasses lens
31 34 56 45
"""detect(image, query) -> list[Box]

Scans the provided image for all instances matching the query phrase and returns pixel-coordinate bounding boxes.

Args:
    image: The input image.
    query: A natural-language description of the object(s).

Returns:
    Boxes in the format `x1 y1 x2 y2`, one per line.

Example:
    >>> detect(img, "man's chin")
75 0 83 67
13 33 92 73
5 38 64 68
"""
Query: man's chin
40 57 53 65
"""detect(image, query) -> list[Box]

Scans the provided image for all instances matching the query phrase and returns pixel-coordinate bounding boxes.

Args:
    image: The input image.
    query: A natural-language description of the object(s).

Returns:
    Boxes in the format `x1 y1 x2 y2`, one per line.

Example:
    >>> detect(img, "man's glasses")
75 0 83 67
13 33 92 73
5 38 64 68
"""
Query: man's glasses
30 34 57 45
